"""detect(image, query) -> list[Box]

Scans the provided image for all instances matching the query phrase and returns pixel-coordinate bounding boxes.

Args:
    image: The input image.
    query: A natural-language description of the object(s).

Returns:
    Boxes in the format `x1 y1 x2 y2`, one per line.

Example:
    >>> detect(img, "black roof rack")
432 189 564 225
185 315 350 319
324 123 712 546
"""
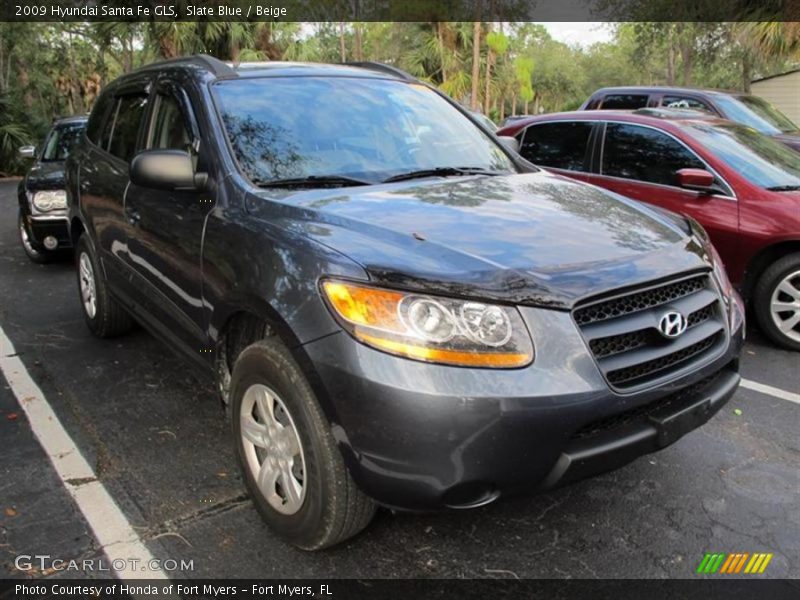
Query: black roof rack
137 54 235 78
343 61 416 81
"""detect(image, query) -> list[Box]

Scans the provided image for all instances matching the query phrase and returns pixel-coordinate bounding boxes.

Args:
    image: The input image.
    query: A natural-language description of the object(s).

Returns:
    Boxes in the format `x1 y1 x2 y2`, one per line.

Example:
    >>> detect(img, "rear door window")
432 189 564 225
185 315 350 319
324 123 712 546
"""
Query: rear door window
599 94 649 109
601 123 705 186
107 94 149 162
519 122 593 172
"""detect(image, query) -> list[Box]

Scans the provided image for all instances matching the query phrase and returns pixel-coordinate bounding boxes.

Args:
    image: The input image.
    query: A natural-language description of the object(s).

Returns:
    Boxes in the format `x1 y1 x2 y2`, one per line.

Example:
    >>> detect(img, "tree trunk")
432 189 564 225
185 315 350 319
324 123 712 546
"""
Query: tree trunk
0 36 5 95
339 22 347 62
354 0 362 61
470 17 482 111
17 59 33 109
98 49 105 87
666 44 675 85
230 35 240 63
126 31 135 71
66 32 86 114
483 23 493 115
681 42 693 86
354 25 363 61
741 52 752 92
511 92 517 116
437 22 447 83
3 45 12 93
158 33 179 60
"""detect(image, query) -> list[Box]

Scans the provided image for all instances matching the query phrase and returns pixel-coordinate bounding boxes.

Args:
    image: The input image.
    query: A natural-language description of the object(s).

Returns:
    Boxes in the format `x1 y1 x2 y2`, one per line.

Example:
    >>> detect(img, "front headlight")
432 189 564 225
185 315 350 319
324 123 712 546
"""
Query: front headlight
321 280 534 368
32 190 67 212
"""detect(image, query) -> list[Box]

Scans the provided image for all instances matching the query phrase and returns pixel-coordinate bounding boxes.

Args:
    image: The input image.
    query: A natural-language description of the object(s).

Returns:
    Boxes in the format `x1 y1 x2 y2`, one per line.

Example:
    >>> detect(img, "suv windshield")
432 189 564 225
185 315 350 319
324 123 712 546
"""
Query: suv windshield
42 122 84 161
213 76 516 185
714 94 799 135
686 122 800 190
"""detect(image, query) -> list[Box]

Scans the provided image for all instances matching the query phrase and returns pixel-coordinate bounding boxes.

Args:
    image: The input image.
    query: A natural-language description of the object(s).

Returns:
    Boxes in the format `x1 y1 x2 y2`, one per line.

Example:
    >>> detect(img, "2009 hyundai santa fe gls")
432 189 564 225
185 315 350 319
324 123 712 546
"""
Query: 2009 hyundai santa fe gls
66 56 745 550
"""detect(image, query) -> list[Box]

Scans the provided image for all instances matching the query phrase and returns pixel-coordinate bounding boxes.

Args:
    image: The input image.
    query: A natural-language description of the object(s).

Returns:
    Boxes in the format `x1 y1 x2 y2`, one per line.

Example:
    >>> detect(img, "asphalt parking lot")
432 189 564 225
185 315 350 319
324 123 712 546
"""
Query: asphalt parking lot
0 179 798 580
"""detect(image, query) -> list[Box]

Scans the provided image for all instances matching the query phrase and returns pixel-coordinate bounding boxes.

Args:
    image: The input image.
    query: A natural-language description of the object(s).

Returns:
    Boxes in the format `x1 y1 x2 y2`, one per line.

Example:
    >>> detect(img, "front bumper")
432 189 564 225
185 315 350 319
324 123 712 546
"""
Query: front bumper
24 214 71 249
303 306 744 511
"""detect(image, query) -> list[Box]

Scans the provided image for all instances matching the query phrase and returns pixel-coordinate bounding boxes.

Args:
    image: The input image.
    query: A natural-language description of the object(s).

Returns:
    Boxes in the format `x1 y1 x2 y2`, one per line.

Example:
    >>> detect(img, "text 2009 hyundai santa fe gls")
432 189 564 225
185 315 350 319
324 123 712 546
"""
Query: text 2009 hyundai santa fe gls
65 56 744 549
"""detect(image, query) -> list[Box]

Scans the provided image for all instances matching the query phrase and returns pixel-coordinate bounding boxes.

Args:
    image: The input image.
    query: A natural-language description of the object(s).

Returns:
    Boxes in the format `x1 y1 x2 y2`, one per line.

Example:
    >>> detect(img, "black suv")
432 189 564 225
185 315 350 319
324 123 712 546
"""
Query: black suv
67 56 744 550
17 115 87 262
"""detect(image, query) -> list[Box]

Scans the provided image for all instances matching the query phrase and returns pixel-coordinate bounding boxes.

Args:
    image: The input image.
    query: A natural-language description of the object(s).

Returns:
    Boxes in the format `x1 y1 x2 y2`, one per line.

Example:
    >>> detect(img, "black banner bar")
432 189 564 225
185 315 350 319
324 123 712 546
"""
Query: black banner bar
2 579 800 600
2 0 799 22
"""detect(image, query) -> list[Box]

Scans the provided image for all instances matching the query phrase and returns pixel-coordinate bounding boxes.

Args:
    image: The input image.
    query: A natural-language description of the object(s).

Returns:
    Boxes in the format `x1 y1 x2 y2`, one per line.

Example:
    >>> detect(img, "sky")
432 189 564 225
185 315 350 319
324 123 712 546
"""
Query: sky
538 22 614 48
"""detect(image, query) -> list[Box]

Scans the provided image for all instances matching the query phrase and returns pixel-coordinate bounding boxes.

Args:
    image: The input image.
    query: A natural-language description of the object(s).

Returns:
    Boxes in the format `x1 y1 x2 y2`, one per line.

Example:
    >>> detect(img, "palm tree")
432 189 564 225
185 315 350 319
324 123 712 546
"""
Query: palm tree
485 29 509 115
339 22 347 62
0 94 31 176
145 22 202 58
737 22 800 60
470 19 482 110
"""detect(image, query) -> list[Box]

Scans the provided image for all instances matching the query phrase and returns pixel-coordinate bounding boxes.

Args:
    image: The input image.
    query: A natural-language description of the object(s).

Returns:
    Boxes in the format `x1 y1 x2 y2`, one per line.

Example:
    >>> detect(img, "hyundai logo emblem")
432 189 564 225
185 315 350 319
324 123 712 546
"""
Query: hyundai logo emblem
658 311 688 338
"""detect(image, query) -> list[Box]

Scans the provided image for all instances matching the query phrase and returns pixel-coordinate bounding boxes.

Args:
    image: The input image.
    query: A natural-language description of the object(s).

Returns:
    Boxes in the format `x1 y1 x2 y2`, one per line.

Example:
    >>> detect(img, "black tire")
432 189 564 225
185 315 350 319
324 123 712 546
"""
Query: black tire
753 252 800 351
231 339 375 550
18 211 55 264
74 235 133 338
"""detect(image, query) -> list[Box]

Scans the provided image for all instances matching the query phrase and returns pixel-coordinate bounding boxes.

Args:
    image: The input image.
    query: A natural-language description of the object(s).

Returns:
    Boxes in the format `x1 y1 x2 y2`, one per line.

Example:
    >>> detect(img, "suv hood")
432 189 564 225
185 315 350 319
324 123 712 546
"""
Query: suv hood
249 172 710 308
26 161 67 192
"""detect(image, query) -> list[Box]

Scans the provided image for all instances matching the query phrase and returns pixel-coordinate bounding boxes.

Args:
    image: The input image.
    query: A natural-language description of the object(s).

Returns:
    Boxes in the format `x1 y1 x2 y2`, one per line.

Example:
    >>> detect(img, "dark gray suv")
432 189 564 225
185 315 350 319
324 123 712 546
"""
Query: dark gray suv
67 56 745 549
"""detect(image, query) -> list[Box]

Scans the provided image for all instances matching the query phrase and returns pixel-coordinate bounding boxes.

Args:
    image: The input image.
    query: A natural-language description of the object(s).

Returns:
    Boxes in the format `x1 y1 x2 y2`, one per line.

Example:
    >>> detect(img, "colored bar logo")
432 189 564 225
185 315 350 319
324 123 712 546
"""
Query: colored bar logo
696 552 773 574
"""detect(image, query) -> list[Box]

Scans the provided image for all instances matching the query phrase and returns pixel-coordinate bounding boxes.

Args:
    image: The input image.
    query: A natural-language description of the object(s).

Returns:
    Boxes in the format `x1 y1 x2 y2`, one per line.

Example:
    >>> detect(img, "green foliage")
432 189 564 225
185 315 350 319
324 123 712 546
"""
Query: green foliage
0 94 33 176
0 20 796 175
486 31 509 55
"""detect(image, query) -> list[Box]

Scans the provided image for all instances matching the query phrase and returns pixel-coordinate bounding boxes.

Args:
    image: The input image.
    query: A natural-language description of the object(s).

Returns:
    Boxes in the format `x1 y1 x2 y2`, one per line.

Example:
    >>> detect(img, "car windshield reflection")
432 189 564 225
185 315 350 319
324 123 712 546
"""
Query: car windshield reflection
213 76 517 186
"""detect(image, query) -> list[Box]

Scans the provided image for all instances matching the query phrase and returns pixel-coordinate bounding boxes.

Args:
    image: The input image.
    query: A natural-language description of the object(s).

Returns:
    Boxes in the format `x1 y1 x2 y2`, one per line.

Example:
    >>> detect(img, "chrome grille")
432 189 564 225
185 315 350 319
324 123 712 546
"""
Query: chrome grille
574 273 727 390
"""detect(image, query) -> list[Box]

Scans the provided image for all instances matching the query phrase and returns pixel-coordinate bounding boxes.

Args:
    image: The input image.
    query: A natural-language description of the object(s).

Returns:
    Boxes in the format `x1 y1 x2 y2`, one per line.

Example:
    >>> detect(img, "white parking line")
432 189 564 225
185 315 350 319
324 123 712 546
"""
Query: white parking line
741 378 800 406
0 324 168 581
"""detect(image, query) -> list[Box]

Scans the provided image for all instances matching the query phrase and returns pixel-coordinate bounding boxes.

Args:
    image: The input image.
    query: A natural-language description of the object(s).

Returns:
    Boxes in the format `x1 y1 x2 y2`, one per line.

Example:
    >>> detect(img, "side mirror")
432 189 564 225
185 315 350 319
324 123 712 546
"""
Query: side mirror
676 168 716 193
130 150 205 191
18 145 36 159
498 135 520 154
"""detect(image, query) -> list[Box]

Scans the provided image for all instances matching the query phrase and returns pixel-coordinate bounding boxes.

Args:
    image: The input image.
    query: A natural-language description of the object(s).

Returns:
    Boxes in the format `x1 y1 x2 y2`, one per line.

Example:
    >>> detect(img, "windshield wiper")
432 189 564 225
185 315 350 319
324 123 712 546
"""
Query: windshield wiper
382 167 508 183
765 185 800 191
255 175 372 189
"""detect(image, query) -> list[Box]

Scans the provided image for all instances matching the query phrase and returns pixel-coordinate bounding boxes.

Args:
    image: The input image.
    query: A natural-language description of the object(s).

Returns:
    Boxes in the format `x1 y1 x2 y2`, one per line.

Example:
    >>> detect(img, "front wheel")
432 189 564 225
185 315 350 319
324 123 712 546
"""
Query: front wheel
18 212 55 264
74 235 133 338
231 339 375 550
753 253 800 351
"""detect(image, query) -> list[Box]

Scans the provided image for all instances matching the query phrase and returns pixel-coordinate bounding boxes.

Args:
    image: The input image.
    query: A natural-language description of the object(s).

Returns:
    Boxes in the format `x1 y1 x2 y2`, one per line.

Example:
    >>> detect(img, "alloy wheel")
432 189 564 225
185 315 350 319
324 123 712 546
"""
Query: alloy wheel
79 252 97 319
769 269 800 344
240 383 306 515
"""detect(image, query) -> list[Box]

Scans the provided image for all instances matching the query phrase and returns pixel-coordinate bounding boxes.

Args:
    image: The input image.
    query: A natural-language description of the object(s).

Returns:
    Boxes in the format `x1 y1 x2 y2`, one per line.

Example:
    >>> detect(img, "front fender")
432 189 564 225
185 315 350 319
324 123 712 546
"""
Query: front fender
203 210 366 349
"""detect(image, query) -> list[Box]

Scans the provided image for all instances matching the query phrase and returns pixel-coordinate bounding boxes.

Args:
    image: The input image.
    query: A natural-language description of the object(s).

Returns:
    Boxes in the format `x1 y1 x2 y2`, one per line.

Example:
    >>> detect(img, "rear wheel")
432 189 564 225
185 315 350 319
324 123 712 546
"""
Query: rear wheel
231 339 375 550
18 211 55 264
75 235 133 338
753 253 800 351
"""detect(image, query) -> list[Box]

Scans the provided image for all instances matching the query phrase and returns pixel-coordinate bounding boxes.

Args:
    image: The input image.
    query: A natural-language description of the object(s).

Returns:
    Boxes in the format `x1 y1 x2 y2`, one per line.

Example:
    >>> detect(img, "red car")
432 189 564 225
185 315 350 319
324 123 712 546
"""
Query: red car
498 108 800 350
